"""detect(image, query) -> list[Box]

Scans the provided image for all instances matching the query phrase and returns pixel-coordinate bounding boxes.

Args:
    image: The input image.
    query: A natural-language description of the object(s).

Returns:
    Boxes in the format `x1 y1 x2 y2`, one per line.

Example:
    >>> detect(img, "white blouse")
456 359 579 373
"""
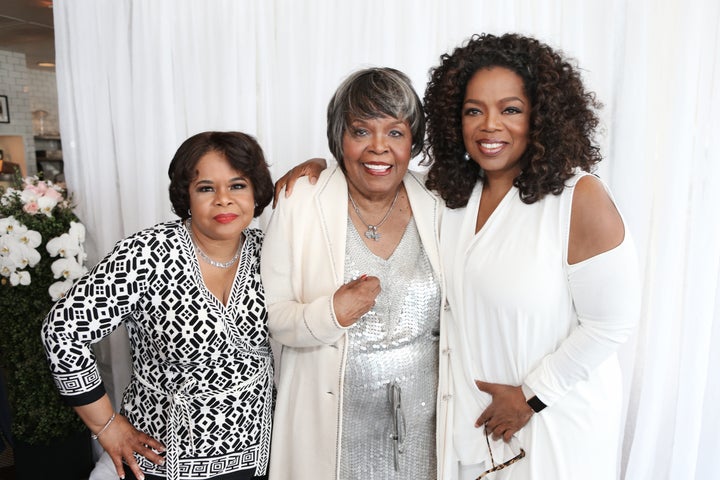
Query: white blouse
441 174 640 479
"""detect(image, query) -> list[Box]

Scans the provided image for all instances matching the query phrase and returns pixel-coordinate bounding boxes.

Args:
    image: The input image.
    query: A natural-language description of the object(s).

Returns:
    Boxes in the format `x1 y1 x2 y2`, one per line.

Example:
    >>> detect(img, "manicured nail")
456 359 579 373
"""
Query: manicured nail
359 274 367 280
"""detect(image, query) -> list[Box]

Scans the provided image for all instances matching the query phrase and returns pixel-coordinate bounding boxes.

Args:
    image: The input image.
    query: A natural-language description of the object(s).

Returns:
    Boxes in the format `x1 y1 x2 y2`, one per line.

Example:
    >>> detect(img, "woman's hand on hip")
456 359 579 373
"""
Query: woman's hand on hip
98 413 166 480
474 381 533 443
333 274 381 327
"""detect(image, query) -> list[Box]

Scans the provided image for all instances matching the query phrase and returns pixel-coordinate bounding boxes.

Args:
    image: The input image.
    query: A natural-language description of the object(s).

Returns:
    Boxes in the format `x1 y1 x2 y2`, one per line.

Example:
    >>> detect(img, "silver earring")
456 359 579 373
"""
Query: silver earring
187 209 192 217
463 152 471 162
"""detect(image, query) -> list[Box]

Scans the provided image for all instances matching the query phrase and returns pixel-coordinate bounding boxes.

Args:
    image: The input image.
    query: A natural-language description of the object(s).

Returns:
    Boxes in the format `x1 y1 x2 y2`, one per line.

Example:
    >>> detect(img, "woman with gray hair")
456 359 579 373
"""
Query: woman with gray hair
261 67 451 479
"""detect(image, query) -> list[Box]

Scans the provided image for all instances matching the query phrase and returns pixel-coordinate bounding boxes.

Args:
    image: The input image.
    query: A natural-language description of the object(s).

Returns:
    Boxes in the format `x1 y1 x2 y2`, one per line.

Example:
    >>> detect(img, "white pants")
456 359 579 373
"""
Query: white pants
458 461 488 479
89 451 120 480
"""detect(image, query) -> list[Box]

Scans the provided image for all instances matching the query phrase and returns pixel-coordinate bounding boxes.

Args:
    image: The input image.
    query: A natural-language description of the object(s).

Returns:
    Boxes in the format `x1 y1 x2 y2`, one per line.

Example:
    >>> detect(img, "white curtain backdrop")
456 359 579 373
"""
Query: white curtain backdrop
53 0 719 477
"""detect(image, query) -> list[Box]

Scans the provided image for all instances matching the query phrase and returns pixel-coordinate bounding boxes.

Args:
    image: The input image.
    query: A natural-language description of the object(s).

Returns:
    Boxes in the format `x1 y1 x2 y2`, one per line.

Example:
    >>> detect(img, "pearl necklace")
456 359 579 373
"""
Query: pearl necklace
348 188 400 241
185 219 241 269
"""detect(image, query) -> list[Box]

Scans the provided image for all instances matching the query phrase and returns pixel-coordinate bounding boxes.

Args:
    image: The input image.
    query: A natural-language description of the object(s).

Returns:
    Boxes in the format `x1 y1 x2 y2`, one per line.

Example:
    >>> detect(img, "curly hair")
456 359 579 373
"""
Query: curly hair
424 33 603 208
168 131 274 220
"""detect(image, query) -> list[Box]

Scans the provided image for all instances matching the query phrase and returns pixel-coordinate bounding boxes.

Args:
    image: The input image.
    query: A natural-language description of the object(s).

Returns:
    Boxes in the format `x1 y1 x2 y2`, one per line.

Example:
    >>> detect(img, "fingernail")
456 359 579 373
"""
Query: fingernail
360 274 367 280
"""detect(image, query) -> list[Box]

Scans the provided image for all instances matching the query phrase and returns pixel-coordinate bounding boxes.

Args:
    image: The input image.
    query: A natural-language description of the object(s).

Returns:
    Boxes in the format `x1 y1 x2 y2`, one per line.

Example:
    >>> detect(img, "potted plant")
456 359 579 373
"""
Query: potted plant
0 173 93 479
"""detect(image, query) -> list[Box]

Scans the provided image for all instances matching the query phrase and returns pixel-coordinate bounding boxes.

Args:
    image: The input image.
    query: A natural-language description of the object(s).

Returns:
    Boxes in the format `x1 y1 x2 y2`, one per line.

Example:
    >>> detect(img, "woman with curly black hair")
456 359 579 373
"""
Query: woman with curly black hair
427 33 640 479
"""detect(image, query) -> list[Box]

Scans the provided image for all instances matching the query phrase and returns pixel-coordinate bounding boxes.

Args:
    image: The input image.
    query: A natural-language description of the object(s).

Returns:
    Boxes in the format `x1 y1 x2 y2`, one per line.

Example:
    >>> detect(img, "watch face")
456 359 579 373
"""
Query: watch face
527 396 547 413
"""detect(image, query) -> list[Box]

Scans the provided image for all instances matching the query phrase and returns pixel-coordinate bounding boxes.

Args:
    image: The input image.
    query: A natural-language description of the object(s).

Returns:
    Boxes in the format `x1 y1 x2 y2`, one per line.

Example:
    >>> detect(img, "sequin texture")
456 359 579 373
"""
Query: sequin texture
340 217 440 479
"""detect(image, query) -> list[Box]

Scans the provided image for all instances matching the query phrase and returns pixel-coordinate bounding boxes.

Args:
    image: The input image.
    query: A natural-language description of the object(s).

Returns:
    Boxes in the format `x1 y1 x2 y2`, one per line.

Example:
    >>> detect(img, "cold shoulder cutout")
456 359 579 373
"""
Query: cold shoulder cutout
568 174 625 265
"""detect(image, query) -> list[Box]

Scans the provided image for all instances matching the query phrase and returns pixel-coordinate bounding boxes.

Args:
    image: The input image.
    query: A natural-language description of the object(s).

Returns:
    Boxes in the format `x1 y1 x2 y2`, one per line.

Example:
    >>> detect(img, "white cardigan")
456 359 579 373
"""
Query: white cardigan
261 165 452 479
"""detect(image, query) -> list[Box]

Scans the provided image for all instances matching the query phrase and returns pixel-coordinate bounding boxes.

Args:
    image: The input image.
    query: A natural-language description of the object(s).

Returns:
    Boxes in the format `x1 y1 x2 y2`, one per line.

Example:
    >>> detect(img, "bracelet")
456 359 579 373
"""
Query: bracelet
91 412 116 440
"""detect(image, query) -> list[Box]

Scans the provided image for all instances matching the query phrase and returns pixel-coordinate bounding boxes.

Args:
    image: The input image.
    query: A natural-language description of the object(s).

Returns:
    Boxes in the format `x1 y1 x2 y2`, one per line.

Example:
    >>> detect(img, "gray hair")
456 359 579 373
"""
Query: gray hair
326 67 425 167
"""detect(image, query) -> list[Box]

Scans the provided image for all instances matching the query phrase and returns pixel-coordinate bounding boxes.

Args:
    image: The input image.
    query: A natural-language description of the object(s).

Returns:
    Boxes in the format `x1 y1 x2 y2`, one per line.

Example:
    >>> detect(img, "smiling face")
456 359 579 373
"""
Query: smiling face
462 67 531 181
341 115 412 200
188 150 255 244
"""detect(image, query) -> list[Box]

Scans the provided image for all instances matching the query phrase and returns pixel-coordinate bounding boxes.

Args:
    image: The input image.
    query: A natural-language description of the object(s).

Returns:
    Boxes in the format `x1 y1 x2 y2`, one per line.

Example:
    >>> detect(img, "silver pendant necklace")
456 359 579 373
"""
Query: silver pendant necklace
348 188 400 241
185 218 241 268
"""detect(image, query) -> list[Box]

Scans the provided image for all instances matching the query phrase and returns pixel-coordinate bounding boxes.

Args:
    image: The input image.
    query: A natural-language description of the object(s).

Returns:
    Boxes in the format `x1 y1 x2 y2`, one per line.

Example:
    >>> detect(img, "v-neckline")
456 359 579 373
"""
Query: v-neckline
471 182 517 237
184 226 248 311
348 216 413 263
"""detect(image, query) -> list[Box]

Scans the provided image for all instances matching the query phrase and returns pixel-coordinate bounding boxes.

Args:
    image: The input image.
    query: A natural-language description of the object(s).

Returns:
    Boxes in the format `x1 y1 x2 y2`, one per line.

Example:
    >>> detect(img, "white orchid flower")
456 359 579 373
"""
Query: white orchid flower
10 270 31 286
37 195 59 217
0 256 15 277
49 279 74 300
2 176 85 297
0 235 13 256
0 216 26 236
1 235 26 260
0 217 13 234
3 237 22 262
47 233 81 259
0 232 41 268
51 257 84 280
16 229 42 249
10 243 42 269
20 188 39 205
69 222 86 243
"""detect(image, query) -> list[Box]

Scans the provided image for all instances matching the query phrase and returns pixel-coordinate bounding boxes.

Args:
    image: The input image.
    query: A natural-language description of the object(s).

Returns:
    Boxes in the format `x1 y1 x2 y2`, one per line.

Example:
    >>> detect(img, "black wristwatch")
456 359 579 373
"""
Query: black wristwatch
527 395 547 413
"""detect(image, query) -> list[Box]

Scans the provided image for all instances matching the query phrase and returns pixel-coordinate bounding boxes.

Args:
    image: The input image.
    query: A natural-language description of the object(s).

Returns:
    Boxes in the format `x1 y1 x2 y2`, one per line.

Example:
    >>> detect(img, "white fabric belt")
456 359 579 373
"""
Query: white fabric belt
134 357 272 480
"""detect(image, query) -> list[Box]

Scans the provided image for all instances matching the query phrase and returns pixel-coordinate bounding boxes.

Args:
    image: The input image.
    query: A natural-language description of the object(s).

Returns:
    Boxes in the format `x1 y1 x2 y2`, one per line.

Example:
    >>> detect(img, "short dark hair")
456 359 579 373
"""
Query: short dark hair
168 131 273 220
424 33 603 208
327 67 425 168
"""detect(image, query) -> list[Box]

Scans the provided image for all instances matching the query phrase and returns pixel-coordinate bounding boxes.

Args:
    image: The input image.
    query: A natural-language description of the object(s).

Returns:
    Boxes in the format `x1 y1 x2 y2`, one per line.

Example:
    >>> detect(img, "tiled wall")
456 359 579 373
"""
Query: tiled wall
0 49 60 176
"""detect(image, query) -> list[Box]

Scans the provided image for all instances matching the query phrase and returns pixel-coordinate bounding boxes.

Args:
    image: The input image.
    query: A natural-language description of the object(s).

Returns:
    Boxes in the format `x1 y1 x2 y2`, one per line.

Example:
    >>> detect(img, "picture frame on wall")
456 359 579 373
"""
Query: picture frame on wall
0 95 9 123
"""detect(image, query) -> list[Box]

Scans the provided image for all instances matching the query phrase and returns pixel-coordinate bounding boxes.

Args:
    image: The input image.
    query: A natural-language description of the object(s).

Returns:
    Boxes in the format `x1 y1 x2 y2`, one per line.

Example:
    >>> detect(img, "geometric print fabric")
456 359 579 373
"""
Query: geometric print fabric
42 221 273 478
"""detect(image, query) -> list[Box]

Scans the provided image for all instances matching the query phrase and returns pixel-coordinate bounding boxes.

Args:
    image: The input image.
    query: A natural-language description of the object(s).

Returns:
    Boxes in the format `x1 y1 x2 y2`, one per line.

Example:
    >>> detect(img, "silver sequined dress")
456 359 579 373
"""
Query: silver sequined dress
340 217 440 479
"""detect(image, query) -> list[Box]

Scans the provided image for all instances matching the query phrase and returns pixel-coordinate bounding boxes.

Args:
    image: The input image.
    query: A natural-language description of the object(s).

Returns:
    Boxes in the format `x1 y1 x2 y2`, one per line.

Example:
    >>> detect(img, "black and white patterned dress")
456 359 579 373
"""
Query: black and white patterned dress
42 220 273 479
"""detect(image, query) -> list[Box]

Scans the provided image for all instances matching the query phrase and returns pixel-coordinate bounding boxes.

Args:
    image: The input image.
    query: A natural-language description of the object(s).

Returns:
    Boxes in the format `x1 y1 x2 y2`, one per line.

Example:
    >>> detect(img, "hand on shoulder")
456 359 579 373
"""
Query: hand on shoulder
568 175 624 265
272 158 328 208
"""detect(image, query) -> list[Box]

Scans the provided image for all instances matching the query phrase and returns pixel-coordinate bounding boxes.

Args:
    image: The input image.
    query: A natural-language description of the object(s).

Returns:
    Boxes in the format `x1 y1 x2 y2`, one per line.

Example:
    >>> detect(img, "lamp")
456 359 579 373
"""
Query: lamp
32 110 49 136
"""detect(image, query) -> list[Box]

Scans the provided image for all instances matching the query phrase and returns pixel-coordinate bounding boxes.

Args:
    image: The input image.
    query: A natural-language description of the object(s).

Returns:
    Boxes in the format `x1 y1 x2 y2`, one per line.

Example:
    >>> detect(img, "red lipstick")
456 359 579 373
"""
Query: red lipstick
214 213 238 224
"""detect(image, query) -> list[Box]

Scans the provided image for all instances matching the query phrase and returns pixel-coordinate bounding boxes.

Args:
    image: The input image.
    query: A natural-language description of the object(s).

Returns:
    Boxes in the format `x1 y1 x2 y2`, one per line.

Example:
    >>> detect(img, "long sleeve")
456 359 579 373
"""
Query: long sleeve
523 234 641 406
261 175 347 348
41 233 149 406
